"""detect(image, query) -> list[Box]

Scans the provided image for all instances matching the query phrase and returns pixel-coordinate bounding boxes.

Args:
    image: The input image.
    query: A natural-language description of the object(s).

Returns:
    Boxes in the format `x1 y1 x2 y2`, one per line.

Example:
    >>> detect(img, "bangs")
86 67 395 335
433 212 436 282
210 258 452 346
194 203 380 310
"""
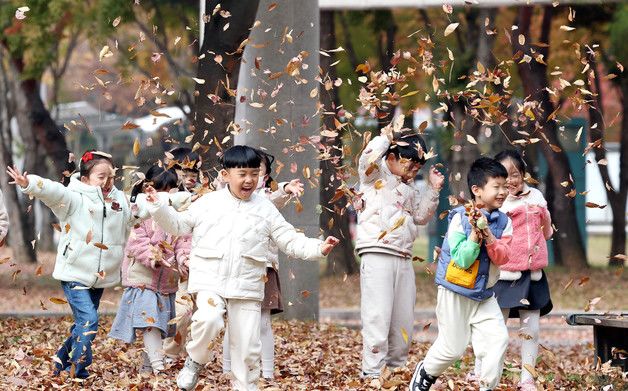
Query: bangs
221 145 262 169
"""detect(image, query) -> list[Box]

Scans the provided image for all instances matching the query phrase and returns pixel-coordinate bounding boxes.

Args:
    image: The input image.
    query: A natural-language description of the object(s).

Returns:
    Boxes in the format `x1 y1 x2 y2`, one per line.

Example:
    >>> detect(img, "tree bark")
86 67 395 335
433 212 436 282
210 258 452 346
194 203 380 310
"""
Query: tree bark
0 49 37 263
192 0 260 170
514 6 587 268
320 10 358 276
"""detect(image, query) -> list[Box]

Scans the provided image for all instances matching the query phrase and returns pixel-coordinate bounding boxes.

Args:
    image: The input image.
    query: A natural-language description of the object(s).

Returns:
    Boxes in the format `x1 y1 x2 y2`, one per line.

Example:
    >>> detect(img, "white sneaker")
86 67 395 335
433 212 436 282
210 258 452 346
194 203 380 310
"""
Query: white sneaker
177 357 201 390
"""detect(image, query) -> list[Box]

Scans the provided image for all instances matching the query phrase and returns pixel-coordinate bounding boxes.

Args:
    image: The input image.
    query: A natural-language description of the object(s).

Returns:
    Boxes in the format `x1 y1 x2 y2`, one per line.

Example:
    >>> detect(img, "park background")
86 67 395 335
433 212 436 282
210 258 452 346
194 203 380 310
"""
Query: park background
0 0 626 389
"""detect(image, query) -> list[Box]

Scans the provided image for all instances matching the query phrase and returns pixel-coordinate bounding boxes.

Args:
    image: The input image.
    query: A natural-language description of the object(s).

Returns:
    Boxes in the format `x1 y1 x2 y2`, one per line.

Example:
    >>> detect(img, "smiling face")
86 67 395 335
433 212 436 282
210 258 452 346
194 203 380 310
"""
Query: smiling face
471 176 508 210
176 168 199 191
499 158 524 196
82 161 115 196
221 167 261 200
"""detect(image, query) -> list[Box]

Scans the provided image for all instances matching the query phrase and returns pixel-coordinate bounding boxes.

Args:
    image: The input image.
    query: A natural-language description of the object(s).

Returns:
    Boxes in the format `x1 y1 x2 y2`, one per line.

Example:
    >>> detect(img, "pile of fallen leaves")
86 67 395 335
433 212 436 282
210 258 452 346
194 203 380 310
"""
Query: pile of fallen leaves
0 316 625 390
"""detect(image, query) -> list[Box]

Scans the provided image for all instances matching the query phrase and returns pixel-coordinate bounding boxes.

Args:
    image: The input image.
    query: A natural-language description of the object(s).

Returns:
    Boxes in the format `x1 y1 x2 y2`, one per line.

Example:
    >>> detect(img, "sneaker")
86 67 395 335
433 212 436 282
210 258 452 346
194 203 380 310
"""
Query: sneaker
140 352 152 374
518 379 538 391
151 359 165 375
409 361 438 391
177 357 201 390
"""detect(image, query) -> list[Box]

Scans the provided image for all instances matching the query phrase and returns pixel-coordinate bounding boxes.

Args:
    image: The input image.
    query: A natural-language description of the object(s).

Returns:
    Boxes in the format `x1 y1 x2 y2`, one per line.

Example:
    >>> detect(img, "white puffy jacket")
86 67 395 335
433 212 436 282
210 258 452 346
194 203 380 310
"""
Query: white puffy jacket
147 187 323 300
356 135 439 257
21 174 136 288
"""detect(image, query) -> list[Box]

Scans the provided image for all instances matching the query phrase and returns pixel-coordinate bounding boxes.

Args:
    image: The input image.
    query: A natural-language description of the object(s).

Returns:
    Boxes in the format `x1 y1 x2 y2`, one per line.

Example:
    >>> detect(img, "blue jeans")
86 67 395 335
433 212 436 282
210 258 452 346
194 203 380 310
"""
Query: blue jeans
54 281 104 378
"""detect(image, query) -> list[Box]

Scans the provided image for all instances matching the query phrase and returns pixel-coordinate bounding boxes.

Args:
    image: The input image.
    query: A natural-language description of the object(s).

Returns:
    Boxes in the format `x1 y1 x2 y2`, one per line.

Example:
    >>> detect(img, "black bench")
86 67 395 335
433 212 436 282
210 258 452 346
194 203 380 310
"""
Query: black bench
566 313 628 371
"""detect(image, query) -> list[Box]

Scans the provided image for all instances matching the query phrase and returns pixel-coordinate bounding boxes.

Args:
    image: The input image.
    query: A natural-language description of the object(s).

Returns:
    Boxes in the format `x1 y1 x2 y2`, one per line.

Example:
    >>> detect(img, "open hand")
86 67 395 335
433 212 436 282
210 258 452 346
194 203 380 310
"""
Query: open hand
321 236 340 256
145 185 159 203
6 166 29 188
428 166 445 190
284 179 304 197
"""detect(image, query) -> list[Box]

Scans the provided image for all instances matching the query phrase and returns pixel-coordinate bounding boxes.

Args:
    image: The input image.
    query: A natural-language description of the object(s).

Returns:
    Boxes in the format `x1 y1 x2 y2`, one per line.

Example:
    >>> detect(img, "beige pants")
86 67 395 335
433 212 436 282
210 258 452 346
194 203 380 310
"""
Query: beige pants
187 290 261 391
423 287 509 390
360 252 416 375
163 280 195 357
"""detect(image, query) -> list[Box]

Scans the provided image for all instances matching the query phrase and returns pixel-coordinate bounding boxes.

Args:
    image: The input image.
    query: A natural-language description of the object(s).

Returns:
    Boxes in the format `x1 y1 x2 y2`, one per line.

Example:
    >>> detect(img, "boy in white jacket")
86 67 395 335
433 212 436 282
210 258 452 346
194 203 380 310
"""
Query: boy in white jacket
0 188 8 245
145 145 338 391
357 117 444 377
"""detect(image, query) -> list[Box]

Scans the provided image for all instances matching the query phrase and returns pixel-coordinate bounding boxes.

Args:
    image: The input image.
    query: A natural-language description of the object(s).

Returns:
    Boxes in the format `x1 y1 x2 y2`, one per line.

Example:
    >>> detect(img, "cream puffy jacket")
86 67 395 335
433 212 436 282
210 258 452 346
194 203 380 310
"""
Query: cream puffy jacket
21 174 137 288
356 135 439 257
147 187 324 300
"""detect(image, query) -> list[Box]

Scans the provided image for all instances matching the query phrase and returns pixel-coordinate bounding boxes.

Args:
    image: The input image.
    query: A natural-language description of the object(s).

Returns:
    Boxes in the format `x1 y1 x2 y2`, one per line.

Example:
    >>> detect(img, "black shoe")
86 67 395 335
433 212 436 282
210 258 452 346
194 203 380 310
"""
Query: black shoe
409 361 438 391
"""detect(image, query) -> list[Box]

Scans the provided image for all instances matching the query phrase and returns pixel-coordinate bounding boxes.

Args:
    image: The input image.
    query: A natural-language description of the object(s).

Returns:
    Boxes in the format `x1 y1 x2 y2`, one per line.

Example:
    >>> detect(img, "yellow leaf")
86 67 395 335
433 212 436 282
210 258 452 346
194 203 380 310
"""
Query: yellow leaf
401 327 409 344
390 216 405 232
374 179 385 190
133 138 140 157
49 297 68 305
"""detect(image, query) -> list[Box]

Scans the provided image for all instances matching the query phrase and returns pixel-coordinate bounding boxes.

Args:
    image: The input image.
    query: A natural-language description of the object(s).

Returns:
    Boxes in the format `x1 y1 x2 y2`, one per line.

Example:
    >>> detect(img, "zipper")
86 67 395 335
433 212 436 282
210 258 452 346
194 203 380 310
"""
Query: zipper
63 243 70 257
93 201 106 287
225 199 240 297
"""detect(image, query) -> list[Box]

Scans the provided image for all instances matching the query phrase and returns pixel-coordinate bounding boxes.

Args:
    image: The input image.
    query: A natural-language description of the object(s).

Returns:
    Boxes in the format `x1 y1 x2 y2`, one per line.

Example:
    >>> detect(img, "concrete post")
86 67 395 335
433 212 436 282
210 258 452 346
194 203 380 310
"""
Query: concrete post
234 0 321 320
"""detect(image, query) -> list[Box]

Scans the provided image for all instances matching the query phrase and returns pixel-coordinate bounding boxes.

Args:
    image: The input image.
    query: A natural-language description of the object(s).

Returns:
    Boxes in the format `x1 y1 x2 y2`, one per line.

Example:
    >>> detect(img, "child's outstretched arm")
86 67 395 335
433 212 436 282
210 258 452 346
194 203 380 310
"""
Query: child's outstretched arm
268 207 337 260
0 189 8 242
145 186 197 236
448 213 481 269
412 166 444 225
482 218 513 266
358 134 391 185
7 166 79 221
269 179 303 208
173 235 191 278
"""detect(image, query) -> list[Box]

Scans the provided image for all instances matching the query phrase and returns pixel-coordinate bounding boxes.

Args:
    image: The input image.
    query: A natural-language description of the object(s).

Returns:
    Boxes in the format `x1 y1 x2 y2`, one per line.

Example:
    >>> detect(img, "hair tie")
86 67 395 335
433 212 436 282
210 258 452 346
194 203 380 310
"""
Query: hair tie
81 151 94 163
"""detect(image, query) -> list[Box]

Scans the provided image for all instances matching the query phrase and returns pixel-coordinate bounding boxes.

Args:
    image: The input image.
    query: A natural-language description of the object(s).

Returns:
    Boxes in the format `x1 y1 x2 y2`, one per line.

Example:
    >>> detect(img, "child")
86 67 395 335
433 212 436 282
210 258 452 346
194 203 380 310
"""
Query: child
108 165 191 374
162 147 201 359
222 149 304 379
356 122 443 378
144 145 339 391
0 188 8 245
166 146 202 192
410 157 513 391
6 151 139 379
490 150 553 391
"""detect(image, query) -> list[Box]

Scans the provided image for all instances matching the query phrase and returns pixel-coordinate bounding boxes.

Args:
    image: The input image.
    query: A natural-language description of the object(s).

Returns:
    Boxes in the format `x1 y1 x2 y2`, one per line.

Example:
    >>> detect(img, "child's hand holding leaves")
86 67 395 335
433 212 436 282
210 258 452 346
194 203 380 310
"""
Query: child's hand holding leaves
321 236 340 256
427 165 445 190
6 166 29 188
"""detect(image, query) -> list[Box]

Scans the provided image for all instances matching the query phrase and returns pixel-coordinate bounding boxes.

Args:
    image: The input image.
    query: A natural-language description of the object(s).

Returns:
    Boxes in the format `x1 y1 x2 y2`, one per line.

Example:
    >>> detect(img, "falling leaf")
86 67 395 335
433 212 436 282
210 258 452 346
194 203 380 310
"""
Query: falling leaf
85 230 93 244
301 290 310 298
389 217 405 232
401 327 409 344
444 23 459 37
192 77 205 84
94 242 109 250
51 223 61 232
467 134 477 145
133 138 140 157
121 121 139 130
268 2 278 11
585 202 606 209
112 16 121 27
49 297 68 305
15 6 29 19
560 25 575 31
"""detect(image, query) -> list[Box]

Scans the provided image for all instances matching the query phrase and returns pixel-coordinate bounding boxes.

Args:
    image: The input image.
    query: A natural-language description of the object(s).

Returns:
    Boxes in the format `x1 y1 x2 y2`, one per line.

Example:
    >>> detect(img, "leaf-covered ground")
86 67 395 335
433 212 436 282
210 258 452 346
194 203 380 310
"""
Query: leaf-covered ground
0 316 626 390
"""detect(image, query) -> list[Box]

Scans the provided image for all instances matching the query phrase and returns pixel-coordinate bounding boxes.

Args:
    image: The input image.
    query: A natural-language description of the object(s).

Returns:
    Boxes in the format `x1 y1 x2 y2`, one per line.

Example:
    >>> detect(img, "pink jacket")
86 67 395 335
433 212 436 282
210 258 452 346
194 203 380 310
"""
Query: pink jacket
500 185 553 272
122 218 191 294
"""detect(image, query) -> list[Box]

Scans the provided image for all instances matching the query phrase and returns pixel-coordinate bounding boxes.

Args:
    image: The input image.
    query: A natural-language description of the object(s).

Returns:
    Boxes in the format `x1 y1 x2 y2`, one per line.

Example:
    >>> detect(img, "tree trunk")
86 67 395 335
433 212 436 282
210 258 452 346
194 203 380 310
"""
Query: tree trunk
514 6 587 268
192 0 260 171
320 10 357 276
233 0 321 320
609 78 628 266
0 50 37 263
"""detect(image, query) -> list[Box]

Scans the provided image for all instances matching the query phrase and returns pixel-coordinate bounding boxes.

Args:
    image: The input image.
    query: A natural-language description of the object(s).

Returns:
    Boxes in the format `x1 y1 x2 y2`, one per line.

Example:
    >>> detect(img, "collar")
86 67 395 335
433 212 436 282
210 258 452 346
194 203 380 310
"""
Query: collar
481 208 501 223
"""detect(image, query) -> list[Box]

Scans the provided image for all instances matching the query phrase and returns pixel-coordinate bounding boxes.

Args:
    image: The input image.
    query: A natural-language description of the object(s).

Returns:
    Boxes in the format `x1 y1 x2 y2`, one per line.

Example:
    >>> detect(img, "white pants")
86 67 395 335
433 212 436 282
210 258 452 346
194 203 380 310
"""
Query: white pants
360 252 416 375
475 309 540 384
223 309 274 378
186 291 261 391
163 280 195 357
423 287 508 390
